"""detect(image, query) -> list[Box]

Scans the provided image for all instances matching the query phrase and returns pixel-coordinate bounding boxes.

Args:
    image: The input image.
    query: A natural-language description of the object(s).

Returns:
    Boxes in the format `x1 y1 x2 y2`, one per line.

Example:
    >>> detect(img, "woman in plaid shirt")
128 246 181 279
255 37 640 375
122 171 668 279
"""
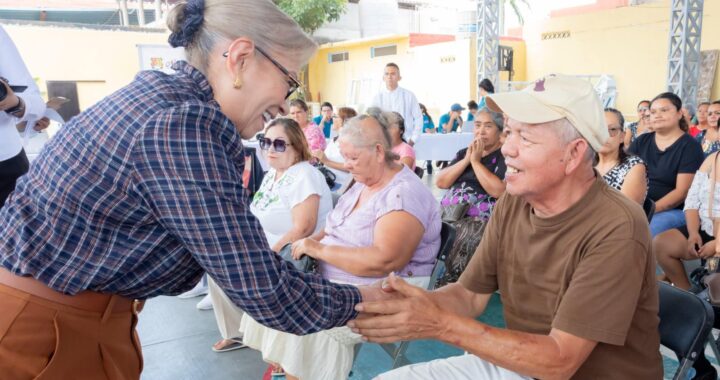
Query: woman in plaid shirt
0 1 386 378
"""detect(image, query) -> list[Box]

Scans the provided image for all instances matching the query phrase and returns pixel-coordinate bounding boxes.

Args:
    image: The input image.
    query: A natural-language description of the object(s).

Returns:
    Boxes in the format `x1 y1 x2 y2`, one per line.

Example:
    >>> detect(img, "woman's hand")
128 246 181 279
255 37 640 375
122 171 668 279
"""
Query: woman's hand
311 149 326 163
698 239 716 259
469 139 484 165
291 238 322 260
687 233 703 256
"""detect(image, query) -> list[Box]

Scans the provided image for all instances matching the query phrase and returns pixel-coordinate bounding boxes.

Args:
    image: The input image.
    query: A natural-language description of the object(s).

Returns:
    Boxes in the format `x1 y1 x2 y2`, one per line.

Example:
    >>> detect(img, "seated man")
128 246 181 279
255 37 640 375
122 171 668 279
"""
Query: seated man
349 74 662 379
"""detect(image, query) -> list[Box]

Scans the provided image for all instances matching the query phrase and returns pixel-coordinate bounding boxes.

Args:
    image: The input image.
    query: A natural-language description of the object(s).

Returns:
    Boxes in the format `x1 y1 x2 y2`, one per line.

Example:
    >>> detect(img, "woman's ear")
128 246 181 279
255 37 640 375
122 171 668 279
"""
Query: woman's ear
224 37 255 75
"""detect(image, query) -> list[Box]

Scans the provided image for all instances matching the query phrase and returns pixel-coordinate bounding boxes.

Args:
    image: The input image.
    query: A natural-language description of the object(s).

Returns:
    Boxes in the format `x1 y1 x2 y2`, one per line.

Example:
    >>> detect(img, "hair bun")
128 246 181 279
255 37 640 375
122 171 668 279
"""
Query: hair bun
168 0 205 48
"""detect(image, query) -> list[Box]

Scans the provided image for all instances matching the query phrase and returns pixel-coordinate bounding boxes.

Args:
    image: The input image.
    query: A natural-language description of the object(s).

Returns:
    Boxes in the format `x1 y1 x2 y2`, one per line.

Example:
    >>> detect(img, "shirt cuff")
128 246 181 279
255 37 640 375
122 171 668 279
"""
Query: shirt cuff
331 283 362 324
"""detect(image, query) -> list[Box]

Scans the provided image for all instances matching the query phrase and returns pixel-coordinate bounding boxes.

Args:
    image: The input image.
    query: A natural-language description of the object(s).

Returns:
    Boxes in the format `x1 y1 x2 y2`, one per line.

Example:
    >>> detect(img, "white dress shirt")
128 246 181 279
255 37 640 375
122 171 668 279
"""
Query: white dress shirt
0 25 46 161
371 86 423 142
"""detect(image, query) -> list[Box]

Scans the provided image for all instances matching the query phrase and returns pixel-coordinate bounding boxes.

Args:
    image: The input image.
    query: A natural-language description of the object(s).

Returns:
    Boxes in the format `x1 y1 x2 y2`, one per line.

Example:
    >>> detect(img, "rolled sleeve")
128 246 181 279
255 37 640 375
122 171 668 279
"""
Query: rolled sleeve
131 104 360 334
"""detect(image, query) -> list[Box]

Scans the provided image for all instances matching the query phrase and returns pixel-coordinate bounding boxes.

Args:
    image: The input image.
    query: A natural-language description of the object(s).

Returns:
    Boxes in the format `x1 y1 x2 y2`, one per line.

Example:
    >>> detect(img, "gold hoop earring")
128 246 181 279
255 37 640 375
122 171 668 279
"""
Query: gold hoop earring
233 75 243 90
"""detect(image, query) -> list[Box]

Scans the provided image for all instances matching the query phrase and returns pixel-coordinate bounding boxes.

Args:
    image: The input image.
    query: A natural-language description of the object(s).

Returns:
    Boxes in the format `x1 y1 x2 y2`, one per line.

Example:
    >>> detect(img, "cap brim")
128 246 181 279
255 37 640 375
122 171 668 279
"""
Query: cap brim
486 92 565 124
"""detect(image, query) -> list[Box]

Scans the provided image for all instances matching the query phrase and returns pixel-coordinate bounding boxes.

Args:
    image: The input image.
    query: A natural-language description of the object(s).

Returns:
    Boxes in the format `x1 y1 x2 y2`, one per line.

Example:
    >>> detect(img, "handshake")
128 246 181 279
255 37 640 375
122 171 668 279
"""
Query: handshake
350 273 447 344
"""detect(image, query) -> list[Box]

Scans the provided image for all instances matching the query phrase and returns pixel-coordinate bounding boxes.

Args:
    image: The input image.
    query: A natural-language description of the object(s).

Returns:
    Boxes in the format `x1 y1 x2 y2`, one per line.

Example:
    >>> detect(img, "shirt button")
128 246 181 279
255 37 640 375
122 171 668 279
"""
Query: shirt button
407 271 413 277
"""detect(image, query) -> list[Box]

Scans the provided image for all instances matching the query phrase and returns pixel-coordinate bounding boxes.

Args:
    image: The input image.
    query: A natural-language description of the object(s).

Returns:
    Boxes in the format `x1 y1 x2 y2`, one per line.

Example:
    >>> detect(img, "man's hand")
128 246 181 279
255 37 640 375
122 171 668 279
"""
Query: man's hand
33 117 50 132
291 238 322 259
347 273 449 343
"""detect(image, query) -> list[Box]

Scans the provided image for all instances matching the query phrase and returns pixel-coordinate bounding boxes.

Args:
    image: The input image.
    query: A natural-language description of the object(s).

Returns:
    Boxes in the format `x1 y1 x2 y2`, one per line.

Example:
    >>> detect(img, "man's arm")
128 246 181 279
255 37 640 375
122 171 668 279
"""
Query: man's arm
351 275 596 379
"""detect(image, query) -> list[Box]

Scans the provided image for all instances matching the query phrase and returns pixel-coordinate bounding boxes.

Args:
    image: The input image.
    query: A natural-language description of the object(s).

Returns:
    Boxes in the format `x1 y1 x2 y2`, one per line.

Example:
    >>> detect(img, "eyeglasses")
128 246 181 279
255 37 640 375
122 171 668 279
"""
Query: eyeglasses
223 46 302 100
637 107 650 112
258 136 292 152
607 127 623 137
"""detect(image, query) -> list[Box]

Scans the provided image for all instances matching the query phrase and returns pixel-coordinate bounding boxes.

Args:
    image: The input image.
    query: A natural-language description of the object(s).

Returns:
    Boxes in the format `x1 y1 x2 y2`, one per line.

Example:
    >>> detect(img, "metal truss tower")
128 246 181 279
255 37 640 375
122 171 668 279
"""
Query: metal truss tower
476 0 500 100
666 0 704 112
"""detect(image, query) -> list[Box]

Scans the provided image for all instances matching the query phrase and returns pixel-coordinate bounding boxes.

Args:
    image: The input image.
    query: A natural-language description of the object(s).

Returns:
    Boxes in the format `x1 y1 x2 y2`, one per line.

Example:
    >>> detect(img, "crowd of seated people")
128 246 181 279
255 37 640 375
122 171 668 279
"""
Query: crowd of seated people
205 88 720 378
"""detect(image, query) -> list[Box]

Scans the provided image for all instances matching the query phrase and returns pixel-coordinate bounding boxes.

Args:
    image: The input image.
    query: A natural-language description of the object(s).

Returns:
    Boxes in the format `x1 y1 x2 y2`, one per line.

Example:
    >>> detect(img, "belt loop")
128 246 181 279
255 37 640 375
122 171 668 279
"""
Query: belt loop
101 295 118 324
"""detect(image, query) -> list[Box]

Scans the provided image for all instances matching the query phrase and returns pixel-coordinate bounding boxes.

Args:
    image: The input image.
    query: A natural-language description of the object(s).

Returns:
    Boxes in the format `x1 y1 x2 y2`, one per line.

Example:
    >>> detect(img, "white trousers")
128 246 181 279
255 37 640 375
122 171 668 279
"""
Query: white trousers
207 276 244 339
375 354 532 380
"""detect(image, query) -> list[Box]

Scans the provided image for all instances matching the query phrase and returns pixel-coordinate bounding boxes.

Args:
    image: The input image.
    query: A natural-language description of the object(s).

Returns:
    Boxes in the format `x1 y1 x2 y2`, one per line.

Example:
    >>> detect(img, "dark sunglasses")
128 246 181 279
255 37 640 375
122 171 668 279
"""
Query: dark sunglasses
223 46 302 100
258 136 292 152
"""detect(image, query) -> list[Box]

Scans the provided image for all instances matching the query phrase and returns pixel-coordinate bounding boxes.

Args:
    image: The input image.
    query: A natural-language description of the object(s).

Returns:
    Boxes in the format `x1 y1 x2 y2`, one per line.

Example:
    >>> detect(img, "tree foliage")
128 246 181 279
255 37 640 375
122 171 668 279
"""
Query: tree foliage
273 0 348 34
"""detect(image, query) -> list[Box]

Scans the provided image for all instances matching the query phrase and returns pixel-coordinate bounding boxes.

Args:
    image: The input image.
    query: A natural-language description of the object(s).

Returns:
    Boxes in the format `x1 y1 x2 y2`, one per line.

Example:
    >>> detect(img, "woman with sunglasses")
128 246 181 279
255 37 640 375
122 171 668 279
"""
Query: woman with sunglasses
595 108 647 205
207 117 333 361
629 93 704 237
623 100 652 147
242 114 441 380
289 99 326 152
0 1 381 376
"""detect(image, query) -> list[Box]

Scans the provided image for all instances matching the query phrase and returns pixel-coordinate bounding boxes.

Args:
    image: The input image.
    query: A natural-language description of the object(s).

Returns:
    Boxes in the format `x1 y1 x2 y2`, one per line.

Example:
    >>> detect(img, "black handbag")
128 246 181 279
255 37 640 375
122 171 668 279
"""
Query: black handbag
278 243 316 273
315 164 336 189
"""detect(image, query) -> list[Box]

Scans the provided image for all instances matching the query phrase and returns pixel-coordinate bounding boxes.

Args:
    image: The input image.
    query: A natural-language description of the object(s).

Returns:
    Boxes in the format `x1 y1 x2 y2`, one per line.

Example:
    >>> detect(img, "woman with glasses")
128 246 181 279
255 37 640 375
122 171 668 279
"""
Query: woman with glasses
289 99 326 152
0 1 378 376
629 93 704 237
208 117 333 358
695 101 720 157
624 100 652 147
689 101 711 137
241 114 441 380
595 108 647 205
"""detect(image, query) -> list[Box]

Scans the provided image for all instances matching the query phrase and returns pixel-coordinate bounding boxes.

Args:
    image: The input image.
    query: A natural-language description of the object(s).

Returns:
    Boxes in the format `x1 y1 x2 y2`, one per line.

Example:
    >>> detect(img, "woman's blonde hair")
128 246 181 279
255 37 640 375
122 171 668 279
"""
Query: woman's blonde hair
167 0 317 73
265 118 312 163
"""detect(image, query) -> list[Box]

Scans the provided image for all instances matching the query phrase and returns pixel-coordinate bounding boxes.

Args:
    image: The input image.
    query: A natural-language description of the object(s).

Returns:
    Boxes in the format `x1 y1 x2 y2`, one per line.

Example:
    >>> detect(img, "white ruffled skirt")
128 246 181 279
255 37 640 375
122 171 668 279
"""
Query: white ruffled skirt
239 276 430 380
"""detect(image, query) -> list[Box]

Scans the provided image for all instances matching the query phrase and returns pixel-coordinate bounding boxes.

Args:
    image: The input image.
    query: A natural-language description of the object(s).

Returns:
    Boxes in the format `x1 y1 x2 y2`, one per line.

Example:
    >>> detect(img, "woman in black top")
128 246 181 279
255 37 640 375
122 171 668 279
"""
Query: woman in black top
435 107 506 285
629 92 704 237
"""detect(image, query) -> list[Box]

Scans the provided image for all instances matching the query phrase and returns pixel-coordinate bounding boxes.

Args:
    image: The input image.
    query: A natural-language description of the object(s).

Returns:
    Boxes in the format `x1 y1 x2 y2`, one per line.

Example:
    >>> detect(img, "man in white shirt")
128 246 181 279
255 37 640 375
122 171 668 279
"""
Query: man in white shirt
0 25 47 208
370 63 422 144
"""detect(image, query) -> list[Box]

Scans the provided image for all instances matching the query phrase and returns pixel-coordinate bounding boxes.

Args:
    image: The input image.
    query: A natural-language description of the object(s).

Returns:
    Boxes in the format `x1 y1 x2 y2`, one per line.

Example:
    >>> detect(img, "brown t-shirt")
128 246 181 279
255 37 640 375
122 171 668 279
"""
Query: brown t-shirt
459 176 662 379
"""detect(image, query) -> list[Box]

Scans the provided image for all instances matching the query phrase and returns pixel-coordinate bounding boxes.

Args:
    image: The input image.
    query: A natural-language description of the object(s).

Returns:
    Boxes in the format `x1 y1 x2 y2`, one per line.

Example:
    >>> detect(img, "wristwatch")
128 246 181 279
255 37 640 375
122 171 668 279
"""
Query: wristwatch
4 96 25 118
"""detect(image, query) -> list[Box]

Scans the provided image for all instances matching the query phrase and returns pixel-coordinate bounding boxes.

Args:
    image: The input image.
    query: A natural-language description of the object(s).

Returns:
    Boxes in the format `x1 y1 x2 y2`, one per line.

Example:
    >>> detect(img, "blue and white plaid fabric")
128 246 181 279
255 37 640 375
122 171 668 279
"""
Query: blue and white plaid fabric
0 61 360 334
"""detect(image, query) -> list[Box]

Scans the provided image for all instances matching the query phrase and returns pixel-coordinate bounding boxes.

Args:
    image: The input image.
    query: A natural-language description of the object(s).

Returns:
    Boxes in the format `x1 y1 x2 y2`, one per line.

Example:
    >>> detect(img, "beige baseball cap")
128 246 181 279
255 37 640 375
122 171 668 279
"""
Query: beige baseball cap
485 74 608 151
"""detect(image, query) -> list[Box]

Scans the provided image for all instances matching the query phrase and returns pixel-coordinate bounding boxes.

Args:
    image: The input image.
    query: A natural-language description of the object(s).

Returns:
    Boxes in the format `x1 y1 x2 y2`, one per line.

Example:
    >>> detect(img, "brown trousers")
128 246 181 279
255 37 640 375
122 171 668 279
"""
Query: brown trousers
0 283 143 380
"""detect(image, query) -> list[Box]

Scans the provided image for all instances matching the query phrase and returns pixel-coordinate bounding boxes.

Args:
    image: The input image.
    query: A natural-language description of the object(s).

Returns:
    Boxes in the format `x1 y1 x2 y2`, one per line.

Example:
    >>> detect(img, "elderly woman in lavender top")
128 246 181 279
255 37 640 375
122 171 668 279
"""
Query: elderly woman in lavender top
239 114 441 380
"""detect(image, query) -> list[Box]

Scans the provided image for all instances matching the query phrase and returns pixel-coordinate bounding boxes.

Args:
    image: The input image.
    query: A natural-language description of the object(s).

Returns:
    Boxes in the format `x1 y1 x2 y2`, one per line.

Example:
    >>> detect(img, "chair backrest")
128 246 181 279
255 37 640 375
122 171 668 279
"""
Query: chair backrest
427 222 456 290
643 197 655 222
413 166 424 179
658 281 714 361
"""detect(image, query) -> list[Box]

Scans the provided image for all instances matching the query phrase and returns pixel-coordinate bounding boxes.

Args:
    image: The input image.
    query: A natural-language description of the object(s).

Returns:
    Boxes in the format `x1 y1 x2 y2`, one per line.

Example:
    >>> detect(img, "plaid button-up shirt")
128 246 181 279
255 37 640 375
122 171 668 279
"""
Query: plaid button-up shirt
0 61 361 334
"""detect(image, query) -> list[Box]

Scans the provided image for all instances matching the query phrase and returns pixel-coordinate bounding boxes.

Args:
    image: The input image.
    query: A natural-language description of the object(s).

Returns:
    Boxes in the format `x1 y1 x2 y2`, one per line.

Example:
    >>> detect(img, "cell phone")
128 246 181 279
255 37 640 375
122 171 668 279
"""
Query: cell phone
9 85 27 92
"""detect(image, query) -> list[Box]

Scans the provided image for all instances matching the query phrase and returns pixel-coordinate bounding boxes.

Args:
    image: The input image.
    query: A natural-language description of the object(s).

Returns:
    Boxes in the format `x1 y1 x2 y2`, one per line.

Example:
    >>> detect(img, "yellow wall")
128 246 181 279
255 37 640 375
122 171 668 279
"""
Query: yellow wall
308 35 410 107
308 35 526 120
523 0 720 118
3 23 169 110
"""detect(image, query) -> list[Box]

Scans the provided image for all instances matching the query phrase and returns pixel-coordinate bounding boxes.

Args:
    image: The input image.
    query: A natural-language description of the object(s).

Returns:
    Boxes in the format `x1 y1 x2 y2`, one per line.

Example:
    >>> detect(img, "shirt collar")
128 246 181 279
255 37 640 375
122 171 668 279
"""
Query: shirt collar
172 60 214 102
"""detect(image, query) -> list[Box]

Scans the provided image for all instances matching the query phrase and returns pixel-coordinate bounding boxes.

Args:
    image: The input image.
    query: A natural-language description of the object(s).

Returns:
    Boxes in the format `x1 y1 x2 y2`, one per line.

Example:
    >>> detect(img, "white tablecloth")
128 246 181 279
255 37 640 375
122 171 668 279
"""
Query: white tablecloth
413 133 475 161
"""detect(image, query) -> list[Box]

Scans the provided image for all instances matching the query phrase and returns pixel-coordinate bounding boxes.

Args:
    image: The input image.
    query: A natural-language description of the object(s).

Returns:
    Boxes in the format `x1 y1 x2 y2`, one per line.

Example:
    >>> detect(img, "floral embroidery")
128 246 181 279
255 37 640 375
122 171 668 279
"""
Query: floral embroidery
440 182 496 221
251 170 297 210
